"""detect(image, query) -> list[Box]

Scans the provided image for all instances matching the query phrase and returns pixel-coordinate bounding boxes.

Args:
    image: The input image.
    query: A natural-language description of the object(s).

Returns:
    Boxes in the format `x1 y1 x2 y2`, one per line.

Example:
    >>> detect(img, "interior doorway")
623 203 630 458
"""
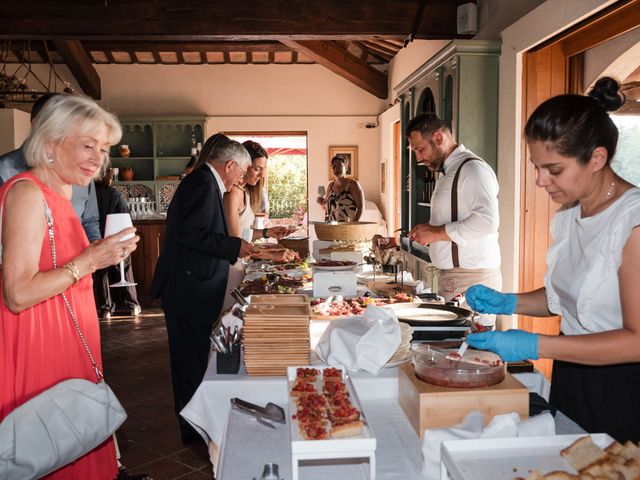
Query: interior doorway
226 132 308 229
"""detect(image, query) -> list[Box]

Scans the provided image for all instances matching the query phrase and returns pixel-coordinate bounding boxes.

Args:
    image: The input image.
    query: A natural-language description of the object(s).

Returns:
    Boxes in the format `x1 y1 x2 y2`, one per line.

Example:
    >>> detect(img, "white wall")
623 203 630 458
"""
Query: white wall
475 0 546 40
0 109 30 155
378 102 401 232
95 63 384 117
206 115 379 223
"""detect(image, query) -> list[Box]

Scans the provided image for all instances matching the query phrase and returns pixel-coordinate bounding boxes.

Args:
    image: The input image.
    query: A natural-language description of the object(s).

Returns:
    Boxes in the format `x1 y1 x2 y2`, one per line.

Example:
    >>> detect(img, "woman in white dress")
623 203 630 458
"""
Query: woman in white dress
465 78 640 442
223 140 296 263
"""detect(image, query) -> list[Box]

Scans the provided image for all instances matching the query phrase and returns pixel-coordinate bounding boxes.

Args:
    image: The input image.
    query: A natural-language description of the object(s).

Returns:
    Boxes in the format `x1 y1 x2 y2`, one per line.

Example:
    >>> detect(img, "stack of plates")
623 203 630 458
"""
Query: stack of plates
243 295 311 376
386 322 414 366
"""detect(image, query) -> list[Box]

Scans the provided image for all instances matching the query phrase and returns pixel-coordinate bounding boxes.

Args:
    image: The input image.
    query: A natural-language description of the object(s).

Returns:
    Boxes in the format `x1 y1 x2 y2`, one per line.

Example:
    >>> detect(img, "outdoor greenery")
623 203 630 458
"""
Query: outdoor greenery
267 154 308 222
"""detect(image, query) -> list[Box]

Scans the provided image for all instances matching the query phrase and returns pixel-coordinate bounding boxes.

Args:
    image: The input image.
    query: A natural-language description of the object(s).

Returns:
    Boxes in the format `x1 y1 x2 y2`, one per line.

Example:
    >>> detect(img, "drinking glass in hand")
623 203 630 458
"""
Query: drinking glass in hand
317 185 326 197
104 213 137 288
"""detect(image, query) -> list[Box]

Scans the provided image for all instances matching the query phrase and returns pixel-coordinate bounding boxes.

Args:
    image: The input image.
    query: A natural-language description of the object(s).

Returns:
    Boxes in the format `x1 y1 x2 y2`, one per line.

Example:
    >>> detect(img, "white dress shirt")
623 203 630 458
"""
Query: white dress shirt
205 162 226 196
428 145 501 270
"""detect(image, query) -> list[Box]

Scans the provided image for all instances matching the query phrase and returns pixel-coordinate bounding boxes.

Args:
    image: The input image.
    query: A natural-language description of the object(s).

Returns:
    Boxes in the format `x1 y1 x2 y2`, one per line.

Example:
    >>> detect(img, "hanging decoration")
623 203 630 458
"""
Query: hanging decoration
0 40 74 107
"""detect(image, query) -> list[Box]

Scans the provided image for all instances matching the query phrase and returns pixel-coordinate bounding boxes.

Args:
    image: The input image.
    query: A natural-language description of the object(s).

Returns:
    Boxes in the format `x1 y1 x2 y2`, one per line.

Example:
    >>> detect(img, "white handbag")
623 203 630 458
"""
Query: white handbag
0 197 127 480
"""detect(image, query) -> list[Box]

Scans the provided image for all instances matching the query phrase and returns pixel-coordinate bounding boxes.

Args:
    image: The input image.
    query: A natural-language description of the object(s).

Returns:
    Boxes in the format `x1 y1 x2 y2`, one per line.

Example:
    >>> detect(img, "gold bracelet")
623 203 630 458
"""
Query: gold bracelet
63 261 81 284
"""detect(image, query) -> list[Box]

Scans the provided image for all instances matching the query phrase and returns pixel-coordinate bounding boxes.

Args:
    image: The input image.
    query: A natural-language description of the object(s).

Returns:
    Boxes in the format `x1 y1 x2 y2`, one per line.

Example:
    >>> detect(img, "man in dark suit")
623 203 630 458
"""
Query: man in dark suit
151 134 254 443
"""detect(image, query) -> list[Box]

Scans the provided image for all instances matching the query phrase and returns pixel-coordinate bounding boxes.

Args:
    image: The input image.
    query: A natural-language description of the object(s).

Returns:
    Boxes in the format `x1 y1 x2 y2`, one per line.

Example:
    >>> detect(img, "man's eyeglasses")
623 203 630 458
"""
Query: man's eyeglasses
233 161 247 180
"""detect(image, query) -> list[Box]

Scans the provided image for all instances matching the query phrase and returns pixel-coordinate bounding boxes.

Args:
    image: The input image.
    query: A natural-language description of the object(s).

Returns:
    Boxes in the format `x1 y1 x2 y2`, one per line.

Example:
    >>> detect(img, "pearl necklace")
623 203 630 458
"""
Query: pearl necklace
606 181 616 198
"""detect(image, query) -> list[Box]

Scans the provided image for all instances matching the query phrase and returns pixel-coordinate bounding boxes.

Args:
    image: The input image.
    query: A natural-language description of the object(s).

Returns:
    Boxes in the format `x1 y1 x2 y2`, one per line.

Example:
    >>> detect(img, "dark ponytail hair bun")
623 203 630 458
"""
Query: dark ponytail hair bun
588 77 625 112
524 76 622 165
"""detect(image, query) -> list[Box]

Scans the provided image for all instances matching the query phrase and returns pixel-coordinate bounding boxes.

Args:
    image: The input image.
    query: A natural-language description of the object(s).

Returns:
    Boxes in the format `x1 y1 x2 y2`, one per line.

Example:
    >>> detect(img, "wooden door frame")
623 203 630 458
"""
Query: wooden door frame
519 0 640 379
392 120 401 233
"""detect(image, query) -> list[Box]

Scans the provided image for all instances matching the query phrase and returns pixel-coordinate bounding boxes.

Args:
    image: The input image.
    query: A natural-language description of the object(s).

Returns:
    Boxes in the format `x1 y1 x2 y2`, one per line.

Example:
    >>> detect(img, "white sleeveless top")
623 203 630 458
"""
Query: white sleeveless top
238 189 255 231
545 188 640 335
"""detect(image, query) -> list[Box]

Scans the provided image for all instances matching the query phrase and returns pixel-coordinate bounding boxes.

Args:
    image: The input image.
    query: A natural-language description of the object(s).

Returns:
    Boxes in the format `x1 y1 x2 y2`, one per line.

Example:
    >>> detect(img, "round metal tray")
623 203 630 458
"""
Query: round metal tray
396 303 472 326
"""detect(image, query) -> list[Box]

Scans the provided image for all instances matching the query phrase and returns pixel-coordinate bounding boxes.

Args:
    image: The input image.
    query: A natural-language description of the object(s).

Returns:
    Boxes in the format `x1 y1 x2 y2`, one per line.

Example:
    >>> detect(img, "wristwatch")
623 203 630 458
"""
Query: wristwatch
262 228 269 239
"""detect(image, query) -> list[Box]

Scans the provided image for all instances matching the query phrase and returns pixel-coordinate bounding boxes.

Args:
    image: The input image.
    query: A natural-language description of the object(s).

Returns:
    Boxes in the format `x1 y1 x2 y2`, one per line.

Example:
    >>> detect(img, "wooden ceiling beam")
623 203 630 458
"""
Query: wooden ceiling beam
365 39 400 55
82 41 293 53
52 39 101 99
360 41 395 60
281 40 387 99
0 1 469 40
354 42 389 64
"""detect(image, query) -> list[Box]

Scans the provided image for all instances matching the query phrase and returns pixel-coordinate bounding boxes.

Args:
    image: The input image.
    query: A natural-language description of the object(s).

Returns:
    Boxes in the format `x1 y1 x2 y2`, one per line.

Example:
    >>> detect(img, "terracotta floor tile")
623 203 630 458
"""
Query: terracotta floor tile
100 313 215 479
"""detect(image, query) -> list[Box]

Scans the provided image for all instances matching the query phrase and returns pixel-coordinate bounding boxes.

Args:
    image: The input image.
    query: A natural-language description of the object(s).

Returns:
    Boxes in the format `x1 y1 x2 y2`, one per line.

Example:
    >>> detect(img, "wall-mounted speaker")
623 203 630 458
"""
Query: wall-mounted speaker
457 2 478 35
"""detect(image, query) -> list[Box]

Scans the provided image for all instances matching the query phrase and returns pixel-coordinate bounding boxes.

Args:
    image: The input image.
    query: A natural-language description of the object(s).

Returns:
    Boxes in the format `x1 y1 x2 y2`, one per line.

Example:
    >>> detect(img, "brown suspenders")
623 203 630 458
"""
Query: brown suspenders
450 157 480 268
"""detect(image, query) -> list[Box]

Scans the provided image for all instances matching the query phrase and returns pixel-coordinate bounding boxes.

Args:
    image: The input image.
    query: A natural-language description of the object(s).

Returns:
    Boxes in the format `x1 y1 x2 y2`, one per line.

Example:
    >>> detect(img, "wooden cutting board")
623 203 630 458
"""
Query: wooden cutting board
398 363 529 437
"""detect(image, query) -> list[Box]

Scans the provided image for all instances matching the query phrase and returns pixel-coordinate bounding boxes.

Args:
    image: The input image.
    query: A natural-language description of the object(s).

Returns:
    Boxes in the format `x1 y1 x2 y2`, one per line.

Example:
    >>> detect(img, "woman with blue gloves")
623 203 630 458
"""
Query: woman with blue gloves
465 77 640 443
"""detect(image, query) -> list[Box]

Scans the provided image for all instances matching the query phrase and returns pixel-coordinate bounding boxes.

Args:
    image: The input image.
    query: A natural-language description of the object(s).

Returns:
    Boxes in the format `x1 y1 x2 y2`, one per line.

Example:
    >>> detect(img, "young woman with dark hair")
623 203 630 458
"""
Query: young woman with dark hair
465 78 640 442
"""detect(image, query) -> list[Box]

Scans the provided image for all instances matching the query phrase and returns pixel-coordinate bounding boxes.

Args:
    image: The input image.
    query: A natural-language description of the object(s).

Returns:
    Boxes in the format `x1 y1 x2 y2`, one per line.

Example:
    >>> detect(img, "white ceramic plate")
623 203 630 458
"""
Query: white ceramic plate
395 307 459 321
383 351 415 368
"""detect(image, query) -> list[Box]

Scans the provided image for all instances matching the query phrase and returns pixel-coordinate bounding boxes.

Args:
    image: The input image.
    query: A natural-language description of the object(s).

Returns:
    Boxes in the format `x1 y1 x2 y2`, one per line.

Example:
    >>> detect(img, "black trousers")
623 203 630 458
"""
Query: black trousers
164 311 213 442
550 359 640 443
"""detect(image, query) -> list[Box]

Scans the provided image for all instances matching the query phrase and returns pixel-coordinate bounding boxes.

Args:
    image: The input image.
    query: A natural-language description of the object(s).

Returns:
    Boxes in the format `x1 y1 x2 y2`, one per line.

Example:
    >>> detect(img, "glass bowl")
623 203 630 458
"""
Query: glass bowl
412 345 506 388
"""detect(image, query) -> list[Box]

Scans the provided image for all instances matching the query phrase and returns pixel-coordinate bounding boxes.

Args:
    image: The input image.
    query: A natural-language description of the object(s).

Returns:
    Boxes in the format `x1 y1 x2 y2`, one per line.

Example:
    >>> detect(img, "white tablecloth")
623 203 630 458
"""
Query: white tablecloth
181 353 582 480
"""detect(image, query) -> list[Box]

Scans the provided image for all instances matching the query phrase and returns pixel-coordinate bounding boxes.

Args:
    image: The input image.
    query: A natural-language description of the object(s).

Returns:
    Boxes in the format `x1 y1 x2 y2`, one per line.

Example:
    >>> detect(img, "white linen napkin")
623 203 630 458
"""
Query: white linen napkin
220 304 244 331
421 411 556 480
315 305 401 374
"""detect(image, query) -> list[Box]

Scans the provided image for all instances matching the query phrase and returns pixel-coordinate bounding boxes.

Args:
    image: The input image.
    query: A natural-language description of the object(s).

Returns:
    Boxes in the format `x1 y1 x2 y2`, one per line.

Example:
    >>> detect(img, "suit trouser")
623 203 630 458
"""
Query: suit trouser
164 311 213 440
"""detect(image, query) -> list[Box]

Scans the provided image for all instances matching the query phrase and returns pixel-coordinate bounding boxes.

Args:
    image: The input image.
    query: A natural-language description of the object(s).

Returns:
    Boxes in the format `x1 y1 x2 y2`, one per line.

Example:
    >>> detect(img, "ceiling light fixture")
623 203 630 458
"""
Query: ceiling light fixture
0 40 74 108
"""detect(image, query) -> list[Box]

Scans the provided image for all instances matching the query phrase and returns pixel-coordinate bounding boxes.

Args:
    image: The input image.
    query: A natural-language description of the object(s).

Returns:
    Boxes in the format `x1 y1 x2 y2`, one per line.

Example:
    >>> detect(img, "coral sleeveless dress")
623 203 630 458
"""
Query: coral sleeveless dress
0 173 118 479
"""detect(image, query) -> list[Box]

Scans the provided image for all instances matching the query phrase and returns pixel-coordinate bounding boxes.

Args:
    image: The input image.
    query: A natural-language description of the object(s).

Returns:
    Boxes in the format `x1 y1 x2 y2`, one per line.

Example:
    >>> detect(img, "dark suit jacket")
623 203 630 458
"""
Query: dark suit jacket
150 164 240 322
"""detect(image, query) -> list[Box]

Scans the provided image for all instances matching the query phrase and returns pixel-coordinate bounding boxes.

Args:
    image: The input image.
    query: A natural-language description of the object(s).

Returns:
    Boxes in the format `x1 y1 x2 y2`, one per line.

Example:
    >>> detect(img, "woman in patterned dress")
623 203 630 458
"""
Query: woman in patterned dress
317 155 365 222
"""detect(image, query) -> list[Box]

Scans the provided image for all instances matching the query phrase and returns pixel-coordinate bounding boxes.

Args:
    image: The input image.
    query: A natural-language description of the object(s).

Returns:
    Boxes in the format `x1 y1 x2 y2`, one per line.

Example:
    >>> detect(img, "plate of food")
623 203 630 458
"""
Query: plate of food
310 293 417 319
311 260 358 271
287 366 376 450
239 274 305 296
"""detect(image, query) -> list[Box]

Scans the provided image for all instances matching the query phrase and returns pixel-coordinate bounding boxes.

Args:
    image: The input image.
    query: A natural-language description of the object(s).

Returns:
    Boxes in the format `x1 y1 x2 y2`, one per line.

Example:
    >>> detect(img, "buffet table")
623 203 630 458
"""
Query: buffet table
181 351 583 480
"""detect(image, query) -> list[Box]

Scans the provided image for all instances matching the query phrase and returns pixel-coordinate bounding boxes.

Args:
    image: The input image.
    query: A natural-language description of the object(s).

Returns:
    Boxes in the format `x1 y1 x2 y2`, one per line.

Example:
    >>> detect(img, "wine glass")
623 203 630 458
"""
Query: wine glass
104 213 137 288
112 167 119 182
317 185 326 197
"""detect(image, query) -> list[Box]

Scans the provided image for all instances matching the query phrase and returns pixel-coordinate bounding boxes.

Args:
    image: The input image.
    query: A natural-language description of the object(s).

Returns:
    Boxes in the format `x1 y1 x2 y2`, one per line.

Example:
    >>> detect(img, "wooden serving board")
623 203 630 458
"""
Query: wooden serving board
250 294 309 305
398 363 529 438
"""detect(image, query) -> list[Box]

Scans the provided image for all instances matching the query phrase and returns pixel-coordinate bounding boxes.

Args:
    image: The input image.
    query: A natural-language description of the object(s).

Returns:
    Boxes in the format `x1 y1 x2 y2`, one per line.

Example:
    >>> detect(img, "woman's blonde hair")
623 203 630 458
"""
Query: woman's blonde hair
23 94 122 179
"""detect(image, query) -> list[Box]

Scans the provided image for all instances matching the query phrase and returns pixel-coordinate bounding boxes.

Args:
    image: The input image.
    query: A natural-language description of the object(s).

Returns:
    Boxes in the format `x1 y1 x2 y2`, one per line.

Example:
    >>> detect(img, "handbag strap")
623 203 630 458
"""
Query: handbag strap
44 199 103 383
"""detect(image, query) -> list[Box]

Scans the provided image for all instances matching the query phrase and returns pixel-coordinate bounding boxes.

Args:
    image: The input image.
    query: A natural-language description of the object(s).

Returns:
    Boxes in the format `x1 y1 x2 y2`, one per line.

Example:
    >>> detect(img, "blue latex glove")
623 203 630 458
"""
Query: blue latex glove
466 330 539 363
466 285 518 315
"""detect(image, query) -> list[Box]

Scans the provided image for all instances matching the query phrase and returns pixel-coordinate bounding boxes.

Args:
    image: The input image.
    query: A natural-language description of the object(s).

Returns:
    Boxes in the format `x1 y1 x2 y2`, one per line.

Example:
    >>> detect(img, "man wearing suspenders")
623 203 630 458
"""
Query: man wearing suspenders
406 113 501 326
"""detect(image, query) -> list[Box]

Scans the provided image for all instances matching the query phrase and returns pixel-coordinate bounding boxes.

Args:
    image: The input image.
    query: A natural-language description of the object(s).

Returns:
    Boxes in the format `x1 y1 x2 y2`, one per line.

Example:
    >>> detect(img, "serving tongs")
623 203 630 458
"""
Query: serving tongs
230 398 286 430
231 288 249 307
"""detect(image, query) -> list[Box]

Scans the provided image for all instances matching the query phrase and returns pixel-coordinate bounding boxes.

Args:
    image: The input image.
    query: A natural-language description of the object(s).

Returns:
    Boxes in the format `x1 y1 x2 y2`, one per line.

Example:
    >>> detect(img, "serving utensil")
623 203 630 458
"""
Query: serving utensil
230 398 286 429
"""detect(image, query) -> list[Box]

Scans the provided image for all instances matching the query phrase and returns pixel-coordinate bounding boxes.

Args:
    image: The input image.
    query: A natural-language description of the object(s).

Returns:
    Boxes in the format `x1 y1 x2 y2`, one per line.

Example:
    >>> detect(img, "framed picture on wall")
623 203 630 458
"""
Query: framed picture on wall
380 161 386 193
328 146 358 180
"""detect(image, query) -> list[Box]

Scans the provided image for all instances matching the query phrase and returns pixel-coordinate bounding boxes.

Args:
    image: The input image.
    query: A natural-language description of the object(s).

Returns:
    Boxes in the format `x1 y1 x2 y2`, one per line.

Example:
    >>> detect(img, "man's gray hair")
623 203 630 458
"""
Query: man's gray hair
208 139 250 169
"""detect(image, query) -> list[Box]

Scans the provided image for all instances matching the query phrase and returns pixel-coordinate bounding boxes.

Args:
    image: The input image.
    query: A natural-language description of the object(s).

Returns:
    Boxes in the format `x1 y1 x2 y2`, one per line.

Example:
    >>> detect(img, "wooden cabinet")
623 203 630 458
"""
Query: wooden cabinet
131 219 166 307
110 118 205 210
395 40 500 271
